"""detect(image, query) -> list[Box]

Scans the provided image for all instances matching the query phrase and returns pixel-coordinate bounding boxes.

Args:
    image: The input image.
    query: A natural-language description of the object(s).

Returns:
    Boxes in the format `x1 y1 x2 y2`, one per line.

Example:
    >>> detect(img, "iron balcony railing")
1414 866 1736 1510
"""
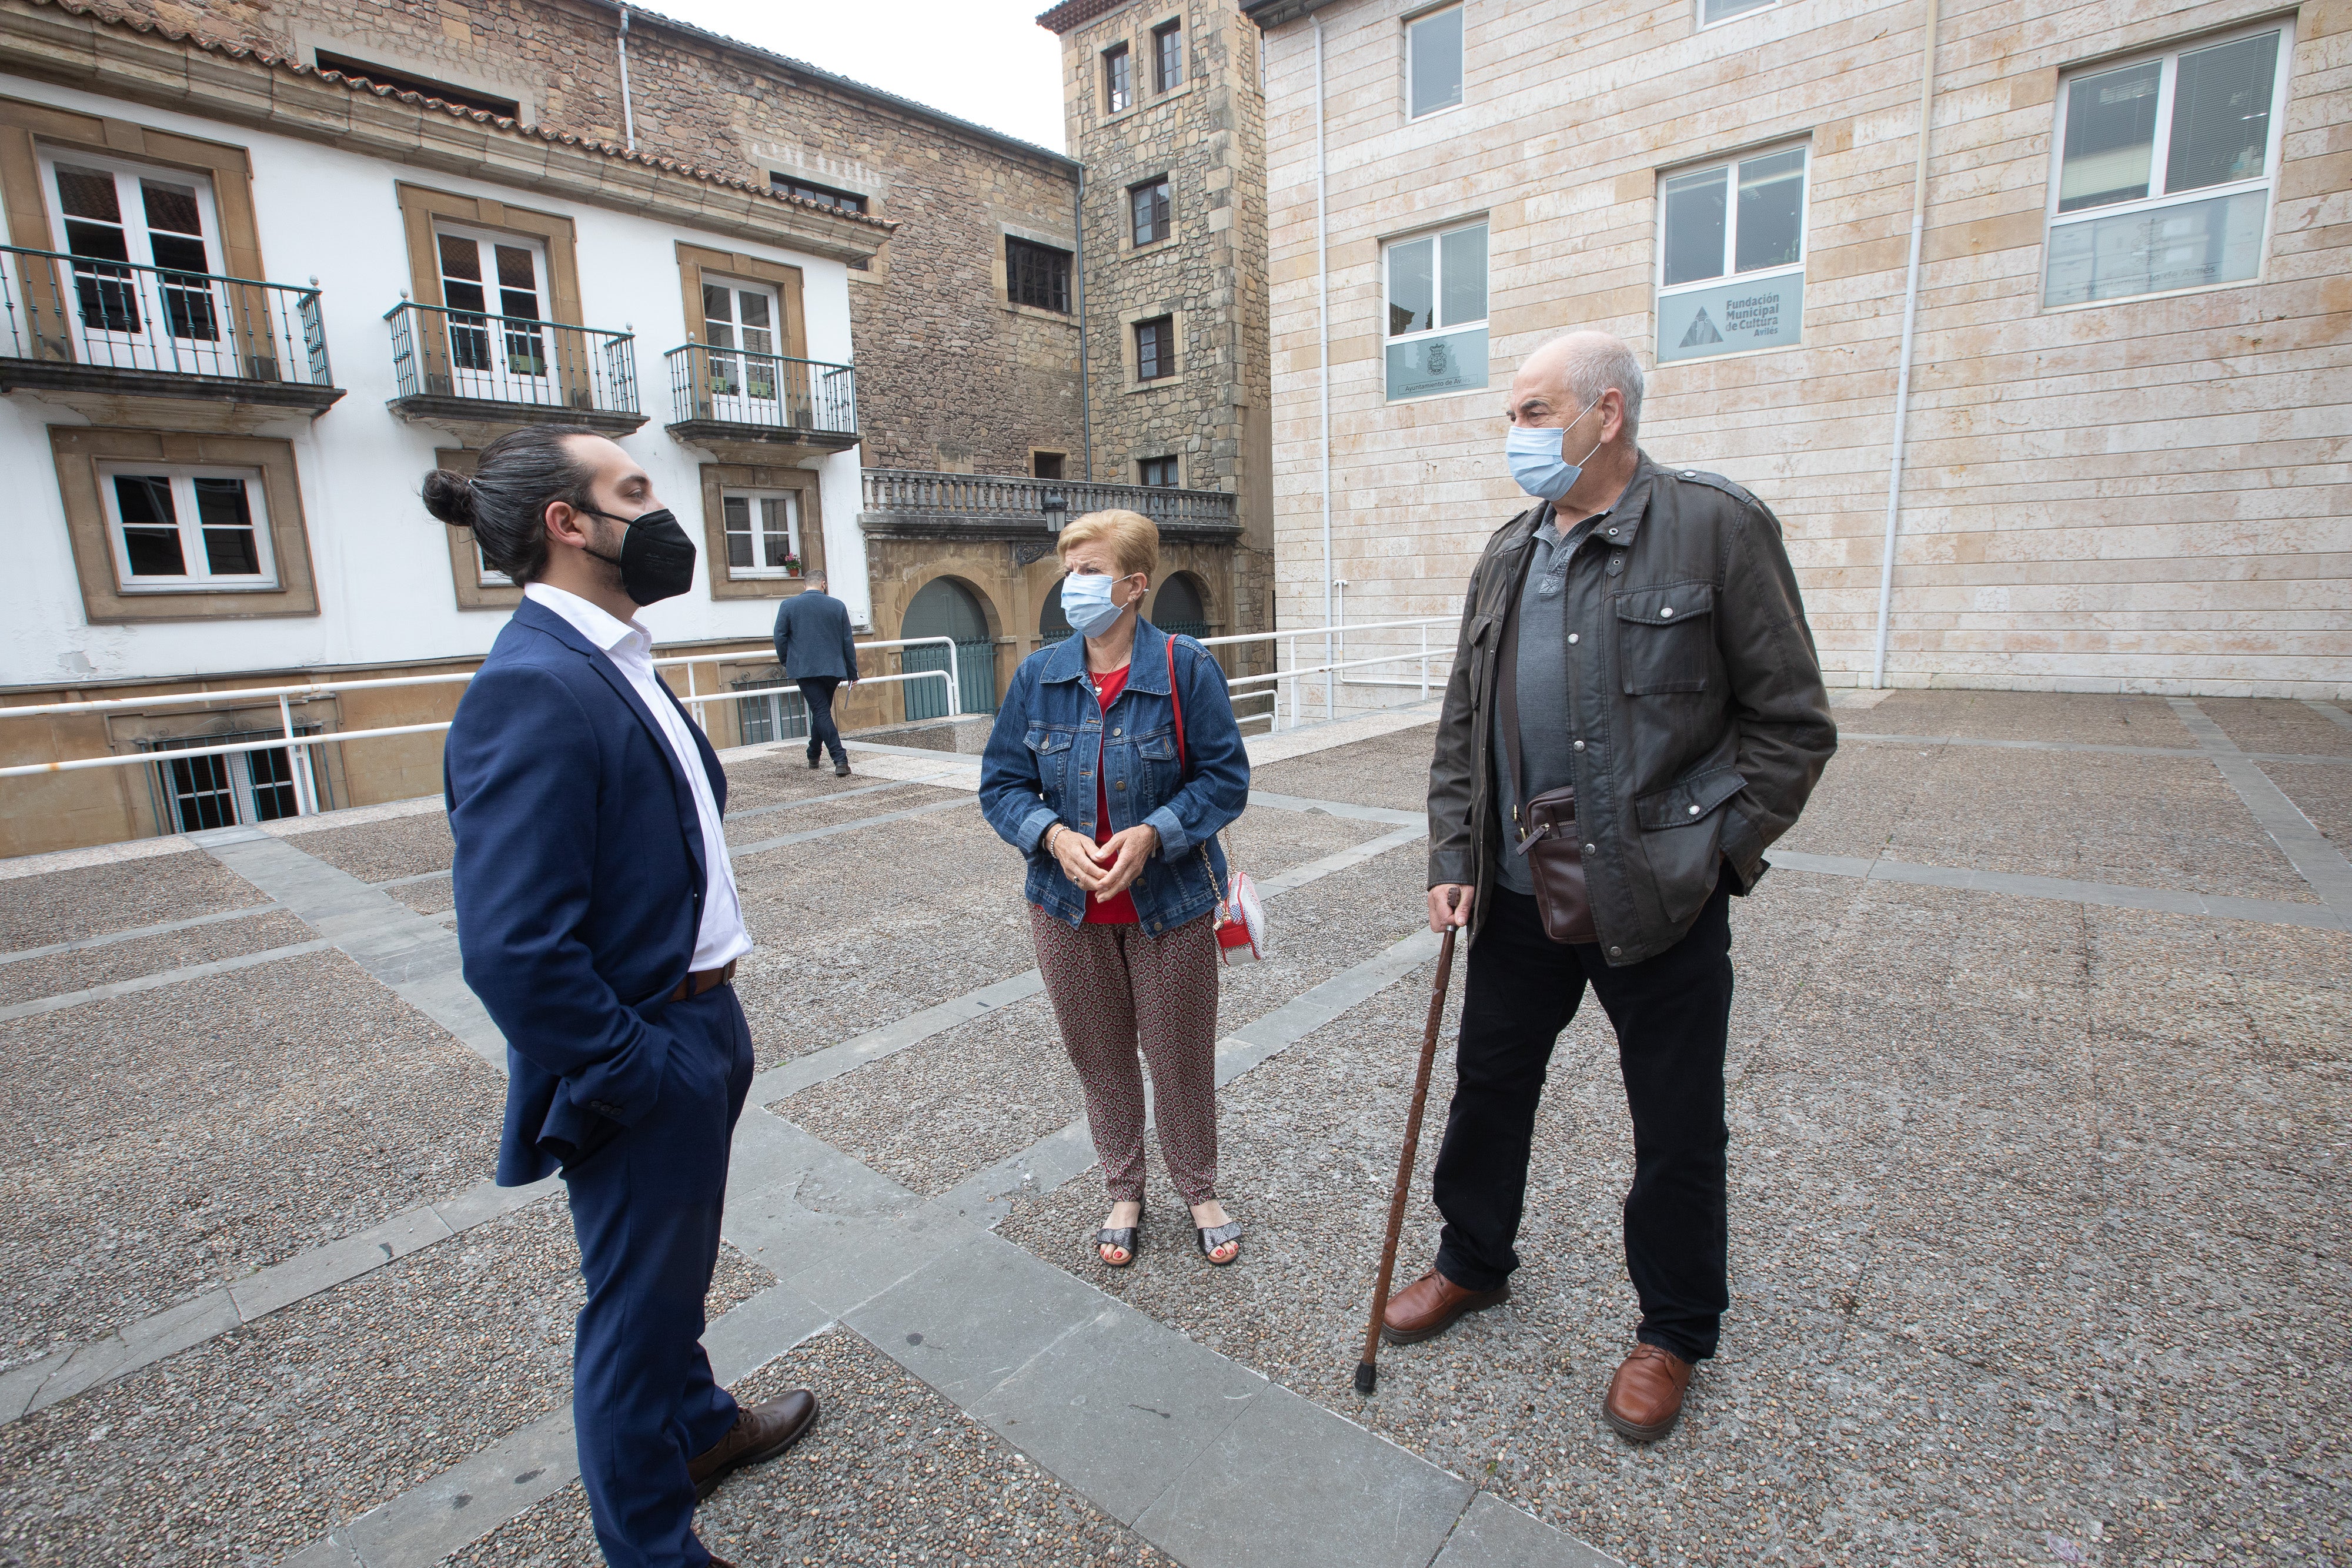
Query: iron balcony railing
860 470 1240 529
0 244 330 386
385 300 638 415
664 342 855 436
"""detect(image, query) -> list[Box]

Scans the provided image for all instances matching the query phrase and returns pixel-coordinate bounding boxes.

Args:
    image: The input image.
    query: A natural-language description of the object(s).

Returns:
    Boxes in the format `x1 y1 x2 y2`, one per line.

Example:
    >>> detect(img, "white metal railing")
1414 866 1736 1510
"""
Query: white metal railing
1197 617 1456 732
0 638 960 818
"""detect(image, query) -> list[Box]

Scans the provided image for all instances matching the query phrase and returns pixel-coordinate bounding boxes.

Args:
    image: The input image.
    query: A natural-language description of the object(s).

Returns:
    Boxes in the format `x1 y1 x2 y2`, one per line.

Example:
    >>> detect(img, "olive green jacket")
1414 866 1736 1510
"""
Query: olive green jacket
1426 453 1836 965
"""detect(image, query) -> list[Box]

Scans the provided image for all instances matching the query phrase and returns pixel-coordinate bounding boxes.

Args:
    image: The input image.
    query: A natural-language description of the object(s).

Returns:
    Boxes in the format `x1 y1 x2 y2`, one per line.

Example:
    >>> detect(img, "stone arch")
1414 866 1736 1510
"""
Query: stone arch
900 573 1002 718
1151 570 1212 637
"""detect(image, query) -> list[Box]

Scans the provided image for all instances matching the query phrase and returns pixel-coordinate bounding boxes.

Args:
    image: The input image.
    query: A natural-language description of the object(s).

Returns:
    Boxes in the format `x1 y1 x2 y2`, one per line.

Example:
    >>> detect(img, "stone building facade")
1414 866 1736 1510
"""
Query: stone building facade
1041 0 1277 685
109 0 1090 487
1244 0 2350 697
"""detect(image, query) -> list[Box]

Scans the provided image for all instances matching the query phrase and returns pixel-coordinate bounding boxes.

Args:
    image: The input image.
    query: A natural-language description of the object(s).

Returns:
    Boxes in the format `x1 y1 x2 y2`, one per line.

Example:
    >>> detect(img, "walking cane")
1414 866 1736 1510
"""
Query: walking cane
1354 894 1461 1396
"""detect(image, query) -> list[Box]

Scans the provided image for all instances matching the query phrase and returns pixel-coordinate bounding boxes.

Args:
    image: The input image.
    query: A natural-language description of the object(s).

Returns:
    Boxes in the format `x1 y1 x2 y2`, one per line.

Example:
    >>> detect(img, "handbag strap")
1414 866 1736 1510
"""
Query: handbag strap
1165 633 1233 915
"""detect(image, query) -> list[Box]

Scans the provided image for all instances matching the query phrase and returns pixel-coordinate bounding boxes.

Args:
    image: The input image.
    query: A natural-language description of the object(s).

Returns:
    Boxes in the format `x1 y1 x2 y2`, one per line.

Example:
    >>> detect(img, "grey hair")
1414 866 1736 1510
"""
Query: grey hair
804 567 828 589
1553 334 1645 444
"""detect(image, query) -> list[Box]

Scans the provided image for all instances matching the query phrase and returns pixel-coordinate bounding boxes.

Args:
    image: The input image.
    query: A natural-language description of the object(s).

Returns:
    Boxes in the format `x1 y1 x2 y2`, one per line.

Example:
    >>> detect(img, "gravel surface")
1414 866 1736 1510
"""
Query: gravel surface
997 862 2350 1565
1250 724 1437 813
289 813 457 883
1846 690 2197 747
848 715 998 754
2194 697 2352 759
0 910 313 1008
0 854 269 951
0 1195 773 1567
442 1325 1171 1568
0 949 505 1366
392 875 457 917
721 753 947 812
776 838 1431 1199
2261 759 2352 848
726 785 975 848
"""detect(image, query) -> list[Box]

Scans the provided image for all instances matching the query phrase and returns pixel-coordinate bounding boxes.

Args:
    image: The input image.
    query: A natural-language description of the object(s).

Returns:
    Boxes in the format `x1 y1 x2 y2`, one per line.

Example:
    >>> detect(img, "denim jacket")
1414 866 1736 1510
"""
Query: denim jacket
980 620 1250 933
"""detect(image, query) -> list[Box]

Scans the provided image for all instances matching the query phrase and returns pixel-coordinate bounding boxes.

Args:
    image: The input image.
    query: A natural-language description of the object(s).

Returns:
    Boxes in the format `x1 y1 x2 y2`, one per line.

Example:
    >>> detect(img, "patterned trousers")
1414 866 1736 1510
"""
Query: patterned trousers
1030 906 1221 1207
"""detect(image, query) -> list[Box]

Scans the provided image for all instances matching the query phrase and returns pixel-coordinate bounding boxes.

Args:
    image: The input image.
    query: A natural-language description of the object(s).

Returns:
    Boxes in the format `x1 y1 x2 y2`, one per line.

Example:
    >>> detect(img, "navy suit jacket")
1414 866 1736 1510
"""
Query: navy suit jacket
445 597 724 1186
771 589 858 681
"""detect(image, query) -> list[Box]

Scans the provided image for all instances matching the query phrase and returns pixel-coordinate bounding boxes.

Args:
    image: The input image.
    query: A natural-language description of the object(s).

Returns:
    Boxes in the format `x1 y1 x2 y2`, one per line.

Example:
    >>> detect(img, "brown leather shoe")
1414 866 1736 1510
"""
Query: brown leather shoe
689 1389 818 1499
1380 1268 1509 1345
1602 1343 1693 1442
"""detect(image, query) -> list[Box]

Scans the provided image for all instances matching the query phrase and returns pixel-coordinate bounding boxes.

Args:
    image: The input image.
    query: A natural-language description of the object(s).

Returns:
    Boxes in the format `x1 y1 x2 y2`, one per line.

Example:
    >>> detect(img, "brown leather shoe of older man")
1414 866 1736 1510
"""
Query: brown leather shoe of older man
1602 1343 1693 1442
689 1389 819 1499
1380 1268 1509 1345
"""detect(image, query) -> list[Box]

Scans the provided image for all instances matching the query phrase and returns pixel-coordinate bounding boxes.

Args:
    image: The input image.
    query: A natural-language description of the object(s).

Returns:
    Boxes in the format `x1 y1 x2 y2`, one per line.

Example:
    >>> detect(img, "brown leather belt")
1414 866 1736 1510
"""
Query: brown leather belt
669 959 737 1003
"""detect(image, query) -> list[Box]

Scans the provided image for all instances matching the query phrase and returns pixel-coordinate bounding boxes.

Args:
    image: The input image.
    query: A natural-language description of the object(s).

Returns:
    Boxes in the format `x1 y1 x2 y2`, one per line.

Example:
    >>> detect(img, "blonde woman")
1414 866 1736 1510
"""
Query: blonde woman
978 510 1251 1267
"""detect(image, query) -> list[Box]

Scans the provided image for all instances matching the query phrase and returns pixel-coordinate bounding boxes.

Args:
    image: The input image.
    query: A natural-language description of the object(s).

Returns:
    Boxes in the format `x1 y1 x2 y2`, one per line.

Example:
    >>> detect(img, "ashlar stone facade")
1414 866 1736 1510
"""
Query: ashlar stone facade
1246 0 2351 697
1044 0 1276 670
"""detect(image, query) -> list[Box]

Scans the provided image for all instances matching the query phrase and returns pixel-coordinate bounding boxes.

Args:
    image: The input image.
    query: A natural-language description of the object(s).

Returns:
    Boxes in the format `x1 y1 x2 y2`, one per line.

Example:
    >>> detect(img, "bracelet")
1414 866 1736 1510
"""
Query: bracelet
1044 825 1068 856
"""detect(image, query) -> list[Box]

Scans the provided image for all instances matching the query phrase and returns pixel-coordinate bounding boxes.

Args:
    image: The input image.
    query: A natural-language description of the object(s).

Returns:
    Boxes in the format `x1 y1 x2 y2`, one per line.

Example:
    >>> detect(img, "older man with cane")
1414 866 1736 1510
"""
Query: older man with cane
1379 331 1834 1442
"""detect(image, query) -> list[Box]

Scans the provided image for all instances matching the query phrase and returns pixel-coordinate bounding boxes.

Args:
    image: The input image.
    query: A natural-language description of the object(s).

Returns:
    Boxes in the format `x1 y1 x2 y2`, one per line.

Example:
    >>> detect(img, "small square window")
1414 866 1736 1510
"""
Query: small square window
1134 316 1176 382
1655 143 1808 362
98 464 276 590
1153 21 1184 95
721 489 801 579
1007 238 1072 313
1032 450 1066 480
1104 43 1133 113
1699 0 1778 24
1139 455 1179 487
1407 6 1463 119
2043 22 2290 308
1383 219 1487 401
1130 178 1171 246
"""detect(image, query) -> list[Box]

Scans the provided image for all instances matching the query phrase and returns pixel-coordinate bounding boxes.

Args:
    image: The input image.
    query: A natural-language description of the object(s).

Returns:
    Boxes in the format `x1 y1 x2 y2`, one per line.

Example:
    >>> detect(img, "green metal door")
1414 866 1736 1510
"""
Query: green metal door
903 577 998 720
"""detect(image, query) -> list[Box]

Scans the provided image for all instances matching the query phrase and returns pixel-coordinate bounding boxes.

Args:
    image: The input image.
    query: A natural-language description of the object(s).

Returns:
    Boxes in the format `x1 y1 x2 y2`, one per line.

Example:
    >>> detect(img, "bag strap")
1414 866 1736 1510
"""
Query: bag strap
1165 633 1232 915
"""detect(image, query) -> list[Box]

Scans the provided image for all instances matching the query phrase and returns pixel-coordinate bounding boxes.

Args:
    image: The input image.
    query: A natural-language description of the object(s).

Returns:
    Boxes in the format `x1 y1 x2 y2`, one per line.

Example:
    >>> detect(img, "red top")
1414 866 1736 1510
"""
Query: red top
1082 663 1139 925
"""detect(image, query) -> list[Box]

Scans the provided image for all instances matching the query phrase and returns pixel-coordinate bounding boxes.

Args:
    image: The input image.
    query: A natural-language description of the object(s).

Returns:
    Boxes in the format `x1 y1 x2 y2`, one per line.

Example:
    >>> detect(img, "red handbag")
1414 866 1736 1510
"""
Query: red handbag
1167 635 1267 965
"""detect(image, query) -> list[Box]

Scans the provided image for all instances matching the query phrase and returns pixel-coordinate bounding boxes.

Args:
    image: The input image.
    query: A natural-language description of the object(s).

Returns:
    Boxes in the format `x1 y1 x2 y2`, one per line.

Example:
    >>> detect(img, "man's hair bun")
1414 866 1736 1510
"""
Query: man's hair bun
420 469 479 529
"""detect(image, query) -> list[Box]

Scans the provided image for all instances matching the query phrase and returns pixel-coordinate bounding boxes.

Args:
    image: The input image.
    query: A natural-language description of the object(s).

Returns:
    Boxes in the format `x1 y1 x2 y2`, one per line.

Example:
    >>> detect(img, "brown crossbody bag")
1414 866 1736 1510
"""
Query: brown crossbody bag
1496 604 1598 944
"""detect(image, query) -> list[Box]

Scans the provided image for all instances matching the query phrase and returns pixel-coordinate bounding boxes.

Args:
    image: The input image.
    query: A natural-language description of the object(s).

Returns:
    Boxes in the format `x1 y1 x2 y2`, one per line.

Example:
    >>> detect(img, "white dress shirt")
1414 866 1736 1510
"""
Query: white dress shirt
524 583 752 972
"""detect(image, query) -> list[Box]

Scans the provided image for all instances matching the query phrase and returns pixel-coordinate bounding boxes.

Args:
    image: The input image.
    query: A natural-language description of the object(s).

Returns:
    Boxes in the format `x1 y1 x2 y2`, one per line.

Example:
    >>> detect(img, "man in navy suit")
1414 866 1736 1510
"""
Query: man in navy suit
770 568 860 776
433 427 816 1568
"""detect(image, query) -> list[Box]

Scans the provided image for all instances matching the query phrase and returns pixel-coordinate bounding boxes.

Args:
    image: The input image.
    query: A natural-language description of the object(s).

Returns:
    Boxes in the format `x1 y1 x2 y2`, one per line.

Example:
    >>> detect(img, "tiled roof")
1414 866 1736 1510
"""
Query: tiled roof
1035 0 1138 35
18 0 898 231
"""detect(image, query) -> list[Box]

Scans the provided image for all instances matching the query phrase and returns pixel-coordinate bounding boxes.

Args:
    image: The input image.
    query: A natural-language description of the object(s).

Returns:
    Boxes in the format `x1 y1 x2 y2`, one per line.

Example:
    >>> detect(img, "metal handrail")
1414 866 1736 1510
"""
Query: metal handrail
861 469 1240 530
385 300 637 414
1193 617 1457 733
0 244 330 385
664 342 855 435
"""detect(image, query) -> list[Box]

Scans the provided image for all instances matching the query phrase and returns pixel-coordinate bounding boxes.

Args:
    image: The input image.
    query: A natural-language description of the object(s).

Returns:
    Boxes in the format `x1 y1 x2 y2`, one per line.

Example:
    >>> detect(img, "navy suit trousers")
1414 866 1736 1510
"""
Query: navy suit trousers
563 983 754 1567
1431 880 1734 1363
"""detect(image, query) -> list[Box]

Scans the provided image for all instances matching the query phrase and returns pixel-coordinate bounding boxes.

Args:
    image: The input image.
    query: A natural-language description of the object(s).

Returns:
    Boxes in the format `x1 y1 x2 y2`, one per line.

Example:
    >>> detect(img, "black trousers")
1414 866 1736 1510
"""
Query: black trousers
1431 879 1733 1362
796 677 846 765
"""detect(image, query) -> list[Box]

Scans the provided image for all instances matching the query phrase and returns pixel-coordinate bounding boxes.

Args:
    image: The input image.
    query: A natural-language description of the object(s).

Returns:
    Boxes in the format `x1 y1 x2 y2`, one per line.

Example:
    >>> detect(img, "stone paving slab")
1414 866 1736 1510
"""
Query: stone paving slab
0 907 317 1007
2195 696 2352 760
1844 690 2198 747
0 948 505 1367
0 849 271 950
2262 758 2352 852
1248 724 1444 814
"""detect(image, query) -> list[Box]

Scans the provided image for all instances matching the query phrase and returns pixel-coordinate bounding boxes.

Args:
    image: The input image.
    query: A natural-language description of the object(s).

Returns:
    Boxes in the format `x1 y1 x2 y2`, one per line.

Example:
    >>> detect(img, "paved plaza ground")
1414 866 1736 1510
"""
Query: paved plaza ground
1 688 2347 1568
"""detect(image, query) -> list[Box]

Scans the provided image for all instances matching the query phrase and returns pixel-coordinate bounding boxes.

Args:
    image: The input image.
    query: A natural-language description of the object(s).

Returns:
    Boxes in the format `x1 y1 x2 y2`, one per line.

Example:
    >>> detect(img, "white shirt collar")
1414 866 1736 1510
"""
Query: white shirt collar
524 581 648 657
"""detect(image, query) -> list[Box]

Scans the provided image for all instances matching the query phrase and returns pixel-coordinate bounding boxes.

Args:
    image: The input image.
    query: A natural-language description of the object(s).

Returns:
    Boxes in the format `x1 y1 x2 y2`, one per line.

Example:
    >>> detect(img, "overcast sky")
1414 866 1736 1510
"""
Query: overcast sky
652 1 1070 153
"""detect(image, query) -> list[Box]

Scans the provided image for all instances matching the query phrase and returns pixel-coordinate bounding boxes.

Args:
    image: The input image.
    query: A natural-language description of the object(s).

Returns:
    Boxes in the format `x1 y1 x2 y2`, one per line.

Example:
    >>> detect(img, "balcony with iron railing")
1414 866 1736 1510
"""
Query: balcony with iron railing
858 469 1241 541
664 342 857 453
384 300 644 433
0 245 341 413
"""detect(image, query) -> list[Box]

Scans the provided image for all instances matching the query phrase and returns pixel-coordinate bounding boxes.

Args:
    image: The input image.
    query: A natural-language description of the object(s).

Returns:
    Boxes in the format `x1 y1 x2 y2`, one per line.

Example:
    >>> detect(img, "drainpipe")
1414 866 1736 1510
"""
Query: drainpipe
1314 15 1333 716
1871 0 1940 689
617 5 637 153
1074 166 1093 482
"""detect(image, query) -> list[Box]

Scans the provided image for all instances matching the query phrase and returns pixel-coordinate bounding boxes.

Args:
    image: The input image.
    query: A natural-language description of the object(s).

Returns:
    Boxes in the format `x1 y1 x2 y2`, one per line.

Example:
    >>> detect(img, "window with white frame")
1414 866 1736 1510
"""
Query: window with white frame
1655 143 1807 362
1384 219 1486 401
722 490 800 579
1698 0 1778 25
2043 21 2291 309
99 464 276 590
1406 5 1464 120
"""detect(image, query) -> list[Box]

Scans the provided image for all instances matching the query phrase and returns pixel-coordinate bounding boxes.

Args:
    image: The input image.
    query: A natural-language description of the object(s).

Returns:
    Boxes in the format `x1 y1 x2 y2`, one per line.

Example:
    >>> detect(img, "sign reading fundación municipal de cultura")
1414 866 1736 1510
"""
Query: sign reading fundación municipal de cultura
1656 273 1803 363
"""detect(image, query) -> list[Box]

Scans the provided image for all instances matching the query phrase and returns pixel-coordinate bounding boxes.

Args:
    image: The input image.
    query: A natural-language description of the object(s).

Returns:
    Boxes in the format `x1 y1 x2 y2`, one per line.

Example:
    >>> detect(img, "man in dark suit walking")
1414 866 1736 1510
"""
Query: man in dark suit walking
426 427 816 1568
771 569 860 777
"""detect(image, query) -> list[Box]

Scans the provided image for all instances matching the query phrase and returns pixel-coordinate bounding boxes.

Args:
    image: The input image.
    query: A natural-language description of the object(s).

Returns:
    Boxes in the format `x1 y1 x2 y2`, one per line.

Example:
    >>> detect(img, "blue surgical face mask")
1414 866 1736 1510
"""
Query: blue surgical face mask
1505 400 1605 502
1060 570 1131 638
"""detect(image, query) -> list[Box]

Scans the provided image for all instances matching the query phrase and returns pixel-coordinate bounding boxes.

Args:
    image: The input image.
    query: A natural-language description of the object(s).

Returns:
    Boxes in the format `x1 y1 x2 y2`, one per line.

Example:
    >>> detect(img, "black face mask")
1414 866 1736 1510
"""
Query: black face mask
582 506 696 606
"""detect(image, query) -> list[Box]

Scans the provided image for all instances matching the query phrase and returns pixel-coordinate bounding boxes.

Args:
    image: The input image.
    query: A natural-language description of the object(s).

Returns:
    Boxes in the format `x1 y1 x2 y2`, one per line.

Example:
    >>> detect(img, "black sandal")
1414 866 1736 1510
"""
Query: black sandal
1096 1205 1142 1268
1195 1218 1242 1266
